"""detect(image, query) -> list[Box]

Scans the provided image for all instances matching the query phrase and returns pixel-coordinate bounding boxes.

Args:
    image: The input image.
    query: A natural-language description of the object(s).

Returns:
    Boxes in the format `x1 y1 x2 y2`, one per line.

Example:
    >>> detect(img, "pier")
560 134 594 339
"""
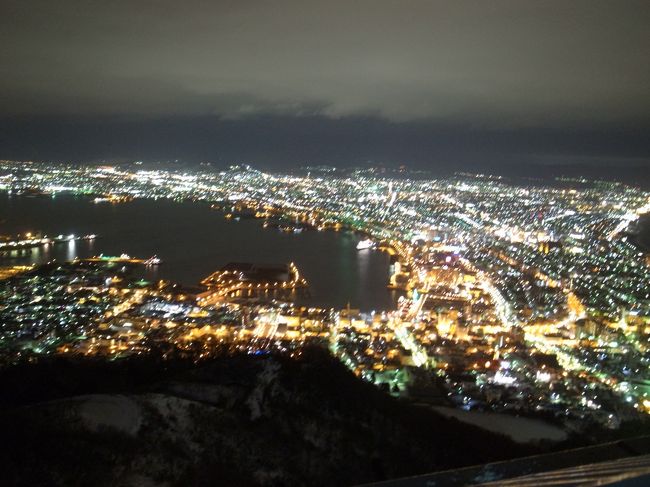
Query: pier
0 233 96 253
198 262 308 305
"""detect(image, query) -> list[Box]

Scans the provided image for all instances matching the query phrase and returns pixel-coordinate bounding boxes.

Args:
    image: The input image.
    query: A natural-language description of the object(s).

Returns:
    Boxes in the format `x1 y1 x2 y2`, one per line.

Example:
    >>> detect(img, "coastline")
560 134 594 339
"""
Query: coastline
0 192 398 311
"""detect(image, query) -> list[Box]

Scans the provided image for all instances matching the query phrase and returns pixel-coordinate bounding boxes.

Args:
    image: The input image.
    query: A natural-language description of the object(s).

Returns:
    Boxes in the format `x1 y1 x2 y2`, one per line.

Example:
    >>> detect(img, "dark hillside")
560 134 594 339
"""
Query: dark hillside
0 349 532 486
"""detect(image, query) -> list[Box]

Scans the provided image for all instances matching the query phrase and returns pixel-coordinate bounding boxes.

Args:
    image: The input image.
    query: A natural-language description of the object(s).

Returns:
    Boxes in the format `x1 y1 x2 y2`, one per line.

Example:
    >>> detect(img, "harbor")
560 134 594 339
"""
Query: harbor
0 193 398 311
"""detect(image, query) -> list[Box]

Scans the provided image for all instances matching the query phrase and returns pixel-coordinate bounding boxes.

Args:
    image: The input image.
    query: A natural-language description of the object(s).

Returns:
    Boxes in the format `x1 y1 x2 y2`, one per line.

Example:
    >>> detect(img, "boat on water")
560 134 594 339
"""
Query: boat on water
278 224 304 234
356 238 376 250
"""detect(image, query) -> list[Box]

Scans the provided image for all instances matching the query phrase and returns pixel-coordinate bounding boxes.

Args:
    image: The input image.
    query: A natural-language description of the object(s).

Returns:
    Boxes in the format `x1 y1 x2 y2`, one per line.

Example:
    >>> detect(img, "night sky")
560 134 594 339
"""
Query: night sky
1 1 649 175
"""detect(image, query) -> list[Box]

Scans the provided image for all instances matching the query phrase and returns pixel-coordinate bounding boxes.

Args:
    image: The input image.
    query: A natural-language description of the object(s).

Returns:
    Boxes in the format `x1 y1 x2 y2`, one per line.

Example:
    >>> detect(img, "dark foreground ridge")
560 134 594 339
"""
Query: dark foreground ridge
0 348 531 487
363 436 650 486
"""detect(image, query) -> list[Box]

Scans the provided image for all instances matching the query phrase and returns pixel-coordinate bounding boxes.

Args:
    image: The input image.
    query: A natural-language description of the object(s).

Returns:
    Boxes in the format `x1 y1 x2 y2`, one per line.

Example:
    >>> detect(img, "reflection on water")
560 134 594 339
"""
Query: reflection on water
0 194 400 311
66 239 76 261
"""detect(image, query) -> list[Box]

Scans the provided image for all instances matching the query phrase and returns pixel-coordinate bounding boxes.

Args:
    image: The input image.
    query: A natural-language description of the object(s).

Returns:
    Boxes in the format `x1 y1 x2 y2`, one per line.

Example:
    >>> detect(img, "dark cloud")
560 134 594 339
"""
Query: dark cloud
2 0 649 124
0 1 649 170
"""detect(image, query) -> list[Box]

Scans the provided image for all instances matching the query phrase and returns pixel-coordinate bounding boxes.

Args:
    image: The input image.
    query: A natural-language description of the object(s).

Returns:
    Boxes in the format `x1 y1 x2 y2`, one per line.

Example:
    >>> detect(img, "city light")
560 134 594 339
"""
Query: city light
1 160 649 430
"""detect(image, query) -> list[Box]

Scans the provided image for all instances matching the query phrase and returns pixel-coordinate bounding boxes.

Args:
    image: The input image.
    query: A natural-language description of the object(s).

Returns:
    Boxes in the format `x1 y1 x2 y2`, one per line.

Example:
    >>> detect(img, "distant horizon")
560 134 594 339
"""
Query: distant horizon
3 155 650 188
1 114 648 176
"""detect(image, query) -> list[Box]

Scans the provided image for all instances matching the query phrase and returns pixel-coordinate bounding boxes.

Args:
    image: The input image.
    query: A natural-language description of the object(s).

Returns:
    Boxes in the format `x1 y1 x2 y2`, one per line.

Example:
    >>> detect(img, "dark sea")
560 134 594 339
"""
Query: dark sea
638 214 650 250
0 194 400 311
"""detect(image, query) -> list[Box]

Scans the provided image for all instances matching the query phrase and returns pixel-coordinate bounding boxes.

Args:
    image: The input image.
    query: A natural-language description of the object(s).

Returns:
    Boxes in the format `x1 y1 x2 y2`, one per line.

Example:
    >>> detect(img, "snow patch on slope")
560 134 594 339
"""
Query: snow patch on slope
78 394 142 435
432 406 568 443
246 360 282 420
